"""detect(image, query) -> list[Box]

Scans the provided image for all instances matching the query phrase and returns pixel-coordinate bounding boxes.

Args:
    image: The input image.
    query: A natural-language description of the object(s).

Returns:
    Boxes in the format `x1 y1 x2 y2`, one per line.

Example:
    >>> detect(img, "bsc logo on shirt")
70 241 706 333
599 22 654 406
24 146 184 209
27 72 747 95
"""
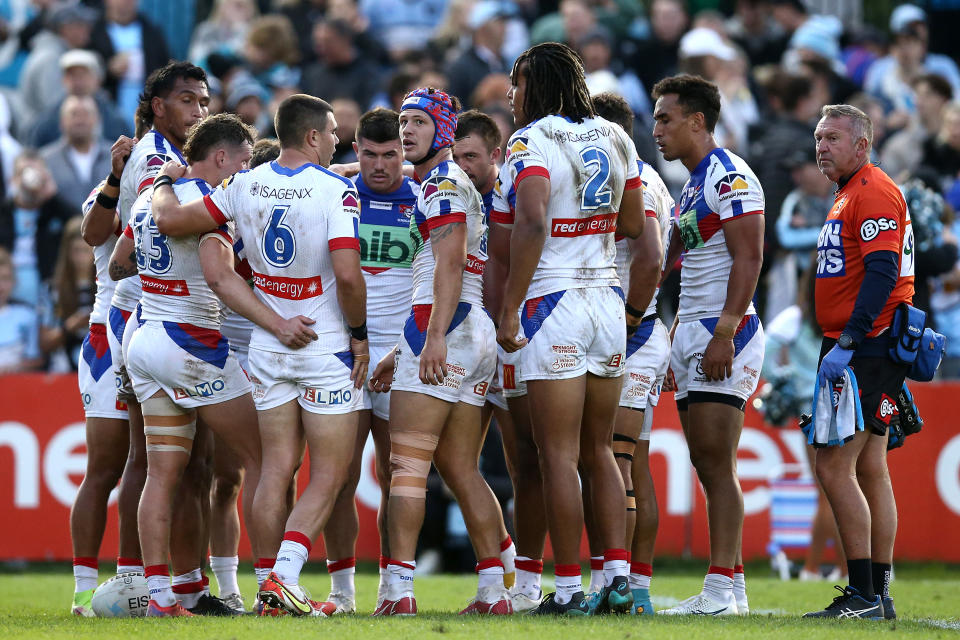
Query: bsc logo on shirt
860 217 897 241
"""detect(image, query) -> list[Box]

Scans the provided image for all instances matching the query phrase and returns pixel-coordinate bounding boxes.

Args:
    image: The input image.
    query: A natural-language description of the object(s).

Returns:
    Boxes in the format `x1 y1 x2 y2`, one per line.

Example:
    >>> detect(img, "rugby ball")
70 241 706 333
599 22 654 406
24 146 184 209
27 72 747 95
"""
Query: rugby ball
91 572 150 617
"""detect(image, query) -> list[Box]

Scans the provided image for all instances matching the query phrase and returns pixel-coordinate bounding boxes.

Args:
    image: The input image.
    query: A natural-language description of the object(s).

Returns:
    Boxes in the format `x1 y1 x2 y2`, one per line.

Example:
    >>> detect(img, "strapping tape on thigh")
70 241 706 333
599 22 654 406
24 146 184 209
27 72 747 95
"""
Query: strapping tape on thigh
389 431 439 498
143 396 194 454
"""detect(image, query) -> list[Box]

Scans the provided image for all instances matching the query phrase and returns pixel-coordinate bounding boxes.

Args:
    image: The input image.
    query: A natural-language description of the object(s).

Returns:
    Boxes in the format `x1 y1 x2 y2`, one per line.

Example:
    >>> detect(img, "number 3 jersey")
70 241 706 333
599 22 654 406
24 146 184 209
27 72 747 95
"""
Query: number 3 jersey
128 178 226 329
674 148 764 322
203 161 361 355
410 160 486 306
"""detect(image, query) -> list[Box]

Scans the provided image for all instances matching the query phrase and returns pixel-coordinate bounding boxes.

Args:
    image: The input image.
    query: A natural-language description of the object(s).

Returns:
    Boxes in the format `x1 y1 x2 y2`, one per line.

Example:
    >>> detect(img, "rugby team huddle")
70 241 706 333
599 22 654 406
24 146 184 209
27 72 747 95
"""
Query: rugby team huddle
71 41 771 618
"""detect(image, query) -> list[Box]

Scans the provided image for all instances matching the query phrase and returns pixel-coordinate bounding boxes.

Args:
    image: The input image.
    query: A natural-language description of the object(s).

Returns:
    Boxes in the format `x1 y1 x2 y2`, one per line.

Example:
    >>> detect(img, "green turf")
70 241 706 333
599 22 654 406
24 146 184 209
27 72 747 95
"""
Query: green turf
1 566 958 639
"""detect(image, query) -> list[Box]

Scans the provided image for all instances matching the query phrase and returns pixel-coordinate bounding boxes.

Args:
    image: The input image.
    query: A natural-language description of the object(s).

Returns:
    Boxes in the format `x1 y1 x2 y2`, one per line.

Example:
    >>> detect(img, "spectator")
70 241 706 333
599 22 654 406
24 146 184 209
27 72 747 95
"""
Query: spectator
0 151 75 307
224 74 267 131
530 0 595 47
768 0 807 43
864 4 960 100
881 73 952 182
240 14 301 90
577 26 648 118
359 0 447 60
331 97 360 164
920 101 960 190
40 95 112 208
727 0 787 67
326 0 390 66
630 0 688 91
27 49 132 149
89 0 172 122
188 0 258 67
301 18 382 110
469 73 511 113
0 93 22 199
38 216 93 372
445 1 512 109
19 2 98 116
798 56 859 107
865 22 929 129
0 247 42 373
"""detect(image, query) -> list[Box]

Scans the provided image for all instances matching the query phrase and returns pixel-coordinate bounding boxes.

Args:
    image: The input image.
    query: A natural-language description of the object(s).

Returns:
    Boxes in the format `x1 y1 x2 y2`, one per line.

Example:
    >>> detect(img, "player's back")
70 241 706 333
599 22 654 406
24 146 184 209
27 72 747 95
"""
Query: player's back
504 114 640 299
131 178 225 329
204 160 361 355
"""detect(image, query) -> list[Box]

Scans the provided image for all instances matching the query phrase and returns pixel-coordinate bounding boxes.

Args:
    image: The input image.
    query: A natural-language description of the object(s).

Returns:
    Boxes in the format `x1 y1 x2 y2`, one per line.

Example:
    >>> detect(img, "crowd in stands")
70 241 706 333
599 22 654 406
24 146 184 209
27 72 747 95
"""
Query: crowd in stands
1 0 959 376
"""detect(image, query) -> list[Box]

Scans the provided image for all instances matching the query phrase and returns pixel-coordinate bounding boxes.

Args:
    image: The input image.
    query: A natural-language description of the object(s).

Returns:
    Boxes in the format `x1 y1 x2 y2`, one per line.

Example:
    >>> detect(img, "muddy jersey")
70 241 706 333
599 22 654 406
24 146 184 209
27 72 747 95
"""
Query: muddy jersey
204 160 360 355
674 148 764 322
614 160 674 317
129 178 227 329
354 174 418 344
501 114 641 299
113 130 187 312
83 182 121 325
409 160 486 306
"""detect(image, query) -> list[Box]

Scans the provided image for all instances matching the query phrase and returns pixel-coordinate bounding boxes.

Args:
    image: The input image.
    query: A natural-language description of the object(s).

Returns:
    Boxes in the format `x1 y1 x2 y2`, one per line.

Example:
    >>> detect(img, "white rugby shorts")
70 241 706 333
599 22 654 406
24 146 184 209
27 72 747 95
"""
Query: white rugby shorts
77 323 128 419
247 346 362 414
126 320 251 409
362 343 396 420
620 317 670 440
106 305 137 401
670 315 764 402
391 302 496 406
517 286 626 382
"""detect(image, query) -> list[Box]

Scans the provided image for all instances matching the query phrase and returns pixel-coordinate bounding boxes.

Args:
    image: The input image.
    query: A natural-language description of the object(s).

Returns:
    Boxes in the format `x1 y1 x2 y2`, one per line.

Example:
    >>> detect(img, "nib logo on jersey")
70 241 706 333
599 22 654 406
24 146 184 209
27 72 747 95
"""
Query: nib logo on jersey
816 220 845 277
174 378 226 400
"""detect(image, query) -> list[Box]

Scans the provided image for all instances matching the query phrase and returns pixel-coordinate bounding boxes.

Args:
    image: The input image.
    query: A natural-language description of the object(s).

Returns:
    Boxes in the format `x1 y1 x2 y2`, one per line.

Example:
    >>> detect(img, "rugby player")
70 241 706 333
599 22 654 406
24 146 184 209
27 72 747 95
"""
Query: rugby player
108 113 262 617
151 94 369 618
322 108 418 613
368 88 508 616
652 75 764 616
583 92 673 616
495 43 646 616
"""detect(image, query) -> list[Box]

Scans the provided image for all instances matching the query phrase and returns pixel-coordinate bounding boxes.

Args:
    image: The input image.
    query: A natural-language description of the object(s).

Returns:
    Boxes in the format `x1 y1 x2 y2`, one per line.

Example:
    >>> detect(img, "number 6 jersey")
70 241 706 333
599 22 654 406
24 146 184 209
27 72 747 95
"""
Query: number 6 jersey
501 114 641 298
203 161 361 355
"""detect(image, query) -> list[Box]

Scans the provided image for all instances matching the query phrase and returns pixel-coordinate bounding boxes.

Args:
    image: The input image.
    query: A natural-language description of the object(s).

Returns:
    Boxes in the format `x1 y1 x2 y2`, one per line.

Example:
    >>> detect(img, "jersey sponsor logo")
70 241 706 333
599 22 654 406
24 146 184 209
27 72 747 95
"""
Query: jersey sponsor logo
551 125 613 145
502 363 516 390
465 253 485 274
342 191 360 212
369 200 393 210
398 204 414 218
552 355 578 371
145 153 169 169
422 178 457 201
816 219 845 278
875 393 899 425
359 225 413 268
859 217 897 241
248 182 314 200
140 275 190 296
302 386 354 405
607 353 623 368
900 219 915 277
508 137 528 155
473 381 489 396
173 378 226 399
551 212 617 237
714 173 750 202
252 271 323 299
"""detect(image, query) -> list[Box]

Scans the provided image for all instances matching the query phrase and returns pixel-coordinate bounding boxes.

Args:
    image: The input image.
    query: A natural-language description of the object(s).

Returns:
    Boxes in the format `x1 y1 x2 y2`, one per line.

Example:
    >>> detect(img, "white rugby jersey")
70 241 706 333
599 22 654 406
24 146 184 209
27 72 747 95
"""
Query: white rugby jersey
113 130 187 312
83 182 120 326
219 234 254 352
410 160 486 306
674 148 764 322
501 115 641 299
354 173 418 345
204 160 361 355
129 178 226 329
614 160 675 317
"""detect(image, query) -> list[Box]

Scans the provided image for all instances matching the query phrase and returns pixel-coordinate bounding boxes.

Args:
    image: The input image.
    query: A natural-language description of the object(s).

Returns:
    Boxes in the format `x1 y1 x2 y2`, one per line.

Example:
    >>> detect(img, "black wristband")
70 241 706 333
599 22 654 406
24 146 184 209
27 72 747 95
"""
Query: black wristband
96 191 119 210
153 174 174 190
107 172 121 187
349 323 368 341
625 302 644 317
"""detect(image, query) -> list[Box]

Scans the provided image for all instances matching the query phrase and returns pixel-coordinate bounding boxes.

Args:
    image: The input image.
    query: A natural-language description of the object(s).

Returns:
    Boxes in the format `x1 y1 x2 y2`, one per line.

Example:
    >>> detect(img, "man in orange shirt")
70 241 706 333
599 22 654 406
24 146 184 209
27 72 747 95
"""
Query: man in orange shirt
806 104 914 620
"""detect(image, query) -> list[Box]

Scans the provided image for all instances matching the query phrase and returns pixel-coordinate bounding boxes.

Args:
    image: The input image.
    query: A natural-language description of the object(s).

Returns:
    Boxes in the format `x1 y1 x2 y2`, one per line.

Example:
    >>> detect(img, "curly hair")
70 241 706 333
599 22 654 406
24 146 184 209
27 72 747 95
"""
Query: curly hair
510 42 594 124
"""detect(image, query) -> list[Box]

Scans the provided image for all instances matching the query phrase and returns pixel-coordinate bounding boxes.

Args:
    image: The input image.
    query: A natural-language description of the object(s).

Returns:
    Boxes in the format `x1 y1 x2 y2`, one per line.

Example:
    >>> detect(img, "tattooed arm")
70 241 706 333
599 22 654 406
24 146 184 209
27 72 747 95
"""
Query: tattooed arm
108 229 138 280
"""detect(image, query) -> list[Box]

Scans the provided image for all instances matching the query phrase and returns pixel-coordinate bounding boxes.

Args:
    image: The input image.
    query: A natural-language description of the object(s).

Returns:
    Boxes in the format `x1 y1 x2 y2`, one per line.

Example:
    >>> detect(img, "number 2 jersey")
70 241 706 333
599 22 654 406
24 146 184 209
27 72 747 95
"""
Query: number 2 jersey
127 178 227 329
203 160 361 355
498 114 641 299
674 147 764 322
409 160 486 306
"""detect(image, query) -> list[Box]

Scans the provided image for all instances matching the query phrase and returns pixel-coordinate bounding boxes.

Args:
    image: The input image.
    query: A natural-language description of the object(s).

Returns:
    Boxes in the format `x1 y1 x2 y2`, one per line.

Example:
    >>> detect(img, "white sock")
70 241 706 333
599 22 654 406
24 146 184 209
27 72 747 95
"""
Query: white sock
378 565 388 593
327 559 356 596
554 571 583 605
147 573 175 607
514 556 543 599
116 560 143 575
733 569 747 603
500 537 516 578
588 556 604 593
210 556 240 596
388 561 416 596
477 563 504 590
274 539 310 586
629 573 651 590
172 569 203 609
702 572 734 604
603 559 629 587
73 565 98 593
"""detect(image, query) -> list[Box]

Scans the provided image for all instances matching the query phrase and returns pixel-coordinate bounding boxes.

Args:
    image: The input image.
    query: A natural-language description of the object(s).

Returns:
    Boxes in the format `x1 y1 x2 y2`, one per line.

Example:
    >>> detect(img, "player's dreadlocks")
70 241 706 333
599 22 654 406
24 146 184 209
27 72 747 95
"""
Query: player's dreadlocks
511 42 594 124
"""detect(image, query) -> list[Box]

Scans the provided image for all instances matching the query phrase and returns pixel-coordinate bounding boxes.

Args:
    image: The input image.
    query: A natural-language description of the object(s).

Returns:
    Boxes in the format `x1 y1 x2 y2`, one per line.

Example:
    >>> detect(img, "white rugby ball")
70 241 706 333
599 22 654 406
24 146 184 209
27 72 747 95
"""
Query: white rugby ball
91 572 150 617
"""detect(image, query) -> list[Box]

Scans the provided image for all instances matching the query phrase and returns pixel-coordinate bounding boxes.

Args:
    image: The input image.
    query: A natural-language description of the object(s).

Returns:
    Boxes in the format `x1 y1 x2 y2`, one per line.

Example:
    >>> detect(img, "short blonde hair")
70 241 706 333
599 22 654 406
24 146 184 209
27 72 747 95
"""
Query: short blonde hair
821 103 874 150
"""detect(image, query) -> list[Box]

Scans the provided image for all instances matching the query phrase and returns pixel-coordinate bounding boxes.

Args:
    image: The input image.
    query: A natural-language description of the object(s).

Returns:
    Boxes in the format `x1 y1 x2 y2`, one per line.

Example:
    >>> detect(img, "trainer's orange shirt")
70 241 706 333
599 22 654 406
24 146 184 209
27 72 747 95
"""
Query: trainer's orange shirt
815 163 914 339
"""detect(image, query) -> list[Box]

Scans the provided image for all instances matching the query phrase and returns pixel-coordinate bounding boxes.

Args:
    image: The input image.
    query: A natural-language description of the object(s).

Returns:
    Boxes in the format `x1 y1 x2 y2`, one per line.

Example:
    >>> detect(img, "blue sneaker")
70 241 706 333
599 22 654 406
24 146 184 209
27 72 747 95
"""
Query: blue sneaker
631 588 653 616
802 585 884 619
590 576 633 615
882 596 896 620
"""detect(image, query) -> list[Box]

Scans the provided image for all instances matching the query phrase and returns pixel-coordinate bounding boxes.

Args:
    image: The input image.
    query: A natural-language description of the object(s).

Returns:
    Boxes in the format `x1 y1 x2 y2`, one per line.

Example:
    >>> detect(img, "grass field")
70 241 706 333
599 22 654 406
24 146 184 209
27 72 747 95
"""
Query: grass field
2 563 958 639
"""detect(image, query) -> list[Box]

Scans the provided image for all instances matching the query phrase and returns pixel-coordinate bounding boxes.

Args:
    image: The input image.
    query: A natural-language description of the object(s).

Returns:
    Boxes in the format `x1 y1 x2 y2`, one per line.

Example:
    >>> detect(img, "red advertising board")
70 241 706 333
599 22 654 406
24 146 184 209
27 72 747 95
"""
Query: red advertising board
1 374 959 562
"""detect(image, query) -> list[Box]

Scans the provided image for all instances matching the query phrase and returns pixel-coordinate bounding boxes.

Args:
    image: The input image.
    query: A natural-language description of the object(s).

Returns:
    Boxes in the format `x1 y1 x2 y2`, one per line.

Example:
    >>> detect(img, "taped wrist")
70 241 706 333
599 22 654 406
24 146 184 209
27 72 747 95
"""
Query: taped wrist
142 395 196 455
389 430 439 498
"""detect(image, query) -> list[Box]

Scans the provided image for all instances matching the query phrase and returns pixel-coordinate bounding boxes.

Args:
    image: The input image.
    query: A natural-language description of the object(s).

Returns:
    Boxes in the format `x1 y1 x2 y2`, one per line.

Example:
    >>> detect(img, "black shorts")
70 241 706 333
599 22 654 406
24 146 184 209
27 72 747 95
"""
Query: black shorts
820 338 909 436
